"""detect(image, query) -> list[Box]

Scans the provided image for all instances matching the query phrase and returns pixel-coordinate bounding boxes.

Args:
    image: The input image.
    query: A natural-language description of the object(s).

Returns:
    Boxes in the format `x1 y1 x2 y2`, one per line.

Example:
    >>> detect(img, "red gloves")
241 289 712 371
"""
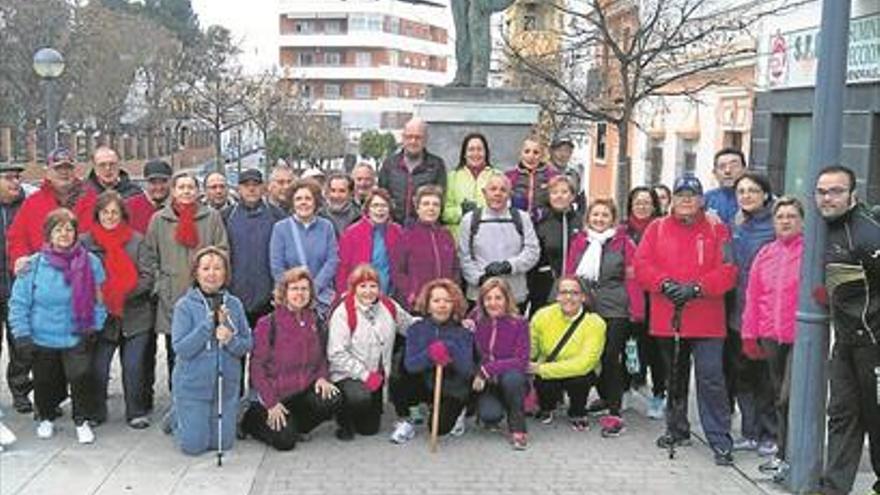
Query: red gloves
742 339 769 360
364 370 384 392
813 285 829 306
428 340 451 366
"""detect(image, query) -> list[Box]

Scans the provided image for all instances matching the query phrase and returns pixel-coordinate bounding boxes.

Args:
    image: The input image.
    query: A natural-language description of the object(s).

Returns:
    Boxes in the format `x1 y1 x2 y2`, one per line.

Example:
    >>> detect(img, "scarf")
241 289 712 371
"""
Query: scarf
91 223 137 316
172 201 199 248
47 178 85 209
627 216 652 241
41 242 97 334
575 228 617 282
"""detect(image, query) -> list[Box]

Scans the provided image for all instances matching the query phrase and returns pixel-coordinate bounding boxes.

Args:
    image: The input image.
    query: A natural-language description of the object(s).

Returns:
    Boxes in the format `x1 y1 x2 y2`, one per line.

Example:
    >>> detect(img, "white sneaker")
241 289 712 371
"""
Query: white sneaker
76 423 95 444
36 420 54 439
0 421 16 447
389 420 415 444
646 396 666 420
450 412 466 437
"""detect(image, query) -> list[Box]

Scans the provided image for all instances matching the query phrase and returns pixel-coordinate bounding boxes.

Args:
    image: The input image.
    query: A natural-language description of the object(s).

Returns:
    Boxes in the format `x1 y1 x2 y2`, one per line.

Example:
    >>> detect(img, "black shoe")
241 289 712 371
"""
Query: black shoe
713 448 734 466
335 427 354 441
656 433 692 449
586 399 609 416
13 397 33 414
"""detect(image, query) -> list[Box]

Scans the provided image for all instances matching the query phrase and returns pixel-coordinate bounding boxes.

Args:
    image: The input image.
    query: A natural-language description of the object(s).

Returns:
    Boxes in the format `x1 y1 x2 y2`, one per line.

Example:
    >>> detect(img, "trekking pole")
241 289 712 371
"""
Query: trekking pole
213 302 225 467
430 364 444 453
668 303 684 460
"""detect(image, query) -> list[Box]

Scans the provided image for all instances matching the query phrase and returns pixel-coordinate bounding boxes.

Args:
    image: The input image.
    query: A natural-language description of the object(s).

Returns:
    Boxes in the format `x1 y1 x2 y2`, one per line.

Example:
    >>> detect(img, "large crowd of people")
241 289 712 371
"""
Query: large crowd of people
0 119 877 495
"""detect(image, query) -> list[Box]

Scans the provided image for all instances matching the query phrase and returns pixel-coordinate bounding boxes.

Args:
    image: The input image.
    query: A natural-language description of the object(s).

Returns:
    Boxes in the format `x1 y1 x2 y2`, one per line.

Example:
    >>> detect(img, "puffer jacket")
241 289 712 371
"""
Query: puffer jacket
336 217 403 293
529 304 606 380
142 203 229 335
442 166 495 238
824 203 880 346
391 221 460 310
378 149 447 224
634 211 737 339
741 234 803 344
731 207 776 330
505 162 559 224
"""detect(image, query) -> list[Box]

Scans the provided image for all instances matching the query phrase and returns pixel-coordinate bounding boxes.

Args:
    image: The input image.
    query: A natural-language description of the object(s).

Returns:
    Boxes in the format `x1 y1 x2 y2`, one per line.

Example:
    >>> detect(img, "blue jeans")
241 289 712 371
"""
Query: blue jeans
93 333 150 422
659 337 732 452
476 370 528 433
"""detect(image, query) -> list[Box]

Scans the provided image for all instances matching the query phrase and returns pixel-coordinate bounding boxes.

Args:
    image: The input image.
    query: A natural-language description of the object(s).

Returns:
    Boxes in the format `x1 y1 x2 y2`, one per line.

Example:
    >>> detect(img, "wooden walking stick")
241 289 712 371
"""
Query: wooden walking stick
430 364 444 453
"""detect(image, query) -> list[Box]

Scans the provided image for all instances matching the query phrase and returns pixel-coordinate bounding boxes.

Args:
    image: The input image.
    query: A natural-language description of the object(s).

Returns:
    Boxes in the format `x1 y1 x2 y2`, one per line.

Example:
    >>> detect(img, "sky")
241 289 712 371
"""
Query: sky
191 0 277 73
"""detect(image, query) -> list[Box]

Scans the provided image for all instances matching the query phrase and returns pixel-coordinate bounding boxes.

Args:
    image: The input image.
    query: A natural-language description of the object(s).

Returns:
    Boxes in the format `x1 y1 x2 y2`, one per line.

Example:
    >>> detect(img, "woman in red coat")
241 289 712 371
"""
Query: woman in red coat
336 188 402 294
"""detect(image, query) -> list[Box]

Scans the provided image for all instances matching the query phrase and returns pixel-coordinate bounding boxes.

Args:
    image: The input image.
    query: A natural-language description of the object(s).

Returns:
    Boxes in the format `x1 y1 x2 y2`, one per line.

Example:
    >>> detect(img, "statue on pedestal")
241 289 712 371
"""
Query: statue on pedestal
450 0 516 87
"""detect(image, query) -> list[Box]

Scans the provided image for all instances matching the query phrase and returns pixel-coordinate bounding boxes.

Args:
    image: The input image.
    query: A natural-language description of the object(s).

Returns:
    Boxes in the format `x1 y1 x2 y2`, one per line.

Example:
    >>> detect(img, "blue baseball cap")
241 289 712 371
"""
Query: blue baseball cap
673 174 703 196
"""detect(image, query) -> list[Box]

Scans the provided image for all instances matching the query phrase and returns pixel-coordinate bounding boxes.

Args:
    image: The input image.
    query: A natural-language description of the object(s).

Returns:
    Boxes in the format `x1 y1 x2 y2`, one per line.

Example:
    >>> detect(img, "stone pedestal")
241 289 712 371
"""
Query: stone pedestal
414 87 540 170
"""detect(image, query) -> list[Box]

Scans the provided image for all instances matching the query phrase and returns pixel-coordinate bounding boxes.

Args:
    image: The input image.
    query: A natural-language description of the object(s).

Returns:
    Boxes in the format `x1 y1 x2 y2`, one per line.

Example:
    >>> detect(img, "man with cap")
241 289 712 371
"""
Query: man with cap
1 161 34 413
7 147 98 275
222 168 286 328
549 135 585 212
320 171 361 237
634 173 737 466
126 159 173 234
86 146 142 199
203 171 236 210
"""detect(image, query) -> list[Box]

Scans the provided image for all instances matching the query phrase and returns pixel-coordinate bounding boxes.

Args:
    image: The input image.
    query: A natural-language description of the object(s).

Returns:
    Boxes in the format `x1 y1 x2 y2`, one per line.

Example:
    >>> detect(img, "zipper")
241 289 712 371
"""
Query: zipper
696 234 705 266
488 319 498 364
845 222 877 345
429 228 441 277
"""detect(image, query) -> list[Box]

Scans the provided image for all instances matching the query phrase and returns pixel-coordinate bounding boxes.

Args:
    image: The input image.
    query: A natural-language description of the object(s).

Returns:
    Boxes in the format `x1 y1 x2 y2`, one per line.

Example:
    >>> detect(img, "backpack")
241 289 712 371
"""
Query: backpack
468 207 524 259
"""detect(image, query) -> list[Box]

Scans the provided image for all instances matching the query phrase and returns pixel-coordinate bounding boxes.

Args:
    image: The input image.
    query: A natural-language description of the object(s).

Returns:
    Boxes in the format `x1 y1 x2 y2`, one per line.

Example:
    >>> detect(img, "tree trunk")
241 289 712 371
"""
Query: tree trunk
615 120 630 210
214 127 223 173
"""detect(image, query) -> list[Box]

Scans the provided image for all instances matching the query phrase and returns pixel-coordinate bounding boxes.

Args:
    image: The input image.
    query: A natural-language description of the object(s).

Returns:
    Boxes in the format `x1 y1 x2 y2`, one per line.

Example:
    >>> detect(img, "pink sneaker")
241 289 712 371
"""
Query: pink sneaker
599 415 625 437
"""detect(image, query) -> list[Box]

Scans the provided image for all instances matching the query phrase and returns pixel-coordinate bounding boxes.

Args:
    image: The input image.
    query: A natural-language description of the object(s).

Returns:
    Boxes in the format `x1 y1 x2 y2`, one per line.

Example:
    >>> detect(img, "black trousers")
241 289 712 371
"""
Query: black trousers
390 369 468 436
535 372 597 418
761 340 792 460
627 320 666 398
335 378 384 436
1 298 33 404
526 268 555 316
241 385 342 451
596 318 629 415
476 370 528 433
820 342 880 495
32 342 95 425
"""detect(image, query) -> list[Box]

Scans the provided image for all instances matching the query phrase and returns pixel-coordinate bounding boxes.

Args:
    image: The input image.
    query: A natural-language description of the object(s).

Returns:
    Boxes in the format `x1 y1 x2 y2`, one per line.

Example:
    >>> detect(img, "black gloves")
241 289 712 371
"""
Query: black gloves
13 337 36 364
461 200 477 215
661 280 702 306
484 261 512 277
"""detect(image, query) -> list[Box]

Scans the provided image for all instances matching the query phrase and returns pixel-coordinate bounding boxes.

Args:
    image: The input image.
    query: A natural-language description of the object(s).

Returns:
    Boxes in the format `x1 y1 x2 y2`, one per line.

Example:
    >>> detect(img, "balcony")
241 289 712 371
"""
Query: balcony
281 64 451 85
278 32 450 57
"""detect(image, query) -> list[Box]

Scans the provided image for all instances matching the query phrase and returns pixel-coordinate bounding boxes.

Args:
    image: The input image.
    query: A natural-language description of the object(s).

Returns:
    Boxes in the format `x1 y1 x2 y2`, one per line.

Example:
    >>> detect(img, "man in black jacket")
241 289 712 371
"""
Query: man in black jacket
378 118 446 224
87 146 142 198
815 164 880 495
0 162 32 413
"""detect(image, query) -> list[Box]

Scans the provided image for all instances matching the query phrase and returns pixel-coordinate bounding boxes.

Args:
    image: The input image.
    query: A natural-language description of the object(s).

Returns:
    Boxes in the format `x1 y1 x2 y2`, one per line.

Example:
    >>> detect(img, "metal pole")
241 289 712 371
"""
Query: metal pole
786 0 850 492
236 128 242 177
45 79 58 154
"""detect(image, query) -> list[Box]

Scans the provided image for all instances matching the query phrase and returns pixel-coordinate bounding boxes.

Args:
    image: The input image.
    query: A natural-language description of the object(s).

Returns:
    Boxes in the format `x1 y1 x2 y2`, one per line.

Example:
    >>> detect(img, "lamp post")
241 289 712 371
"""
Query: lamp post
32 47 66 156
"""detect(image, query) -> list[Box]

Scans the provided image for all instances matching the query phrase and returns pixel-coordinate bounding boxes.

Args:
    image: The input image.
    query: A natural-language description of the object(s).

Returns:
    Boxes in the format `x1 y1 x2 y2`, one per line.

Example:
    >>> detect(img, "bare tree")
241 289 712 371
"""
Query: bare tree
504 0 805 205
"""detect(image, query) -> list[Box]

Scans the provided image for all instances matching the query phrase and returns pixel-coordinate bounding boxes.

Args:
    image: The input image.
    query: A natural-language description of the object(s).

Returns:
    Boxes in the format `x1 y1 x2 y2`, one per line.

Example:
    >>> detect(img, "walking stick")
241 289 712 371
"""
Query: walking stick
430 364 444 453
668 303 684 460
212 301 225 468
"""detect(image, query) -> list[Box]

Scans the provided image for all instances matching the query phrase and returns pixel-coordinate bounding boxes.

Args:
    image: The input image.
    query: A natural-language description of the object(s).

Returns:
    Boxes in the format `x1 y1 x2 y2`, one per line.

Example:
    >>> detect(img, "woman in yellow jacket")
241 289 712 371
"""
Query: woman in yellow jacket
529 275 606 431
442 133 496 239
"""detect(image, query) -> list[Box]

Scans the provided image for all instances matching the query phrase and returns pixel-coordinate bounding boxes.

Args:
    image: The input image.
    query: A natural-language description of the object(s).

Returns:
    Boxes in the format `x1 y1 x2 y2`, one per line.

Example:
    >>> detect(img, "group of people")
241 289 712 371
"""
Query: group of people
0 117 877 495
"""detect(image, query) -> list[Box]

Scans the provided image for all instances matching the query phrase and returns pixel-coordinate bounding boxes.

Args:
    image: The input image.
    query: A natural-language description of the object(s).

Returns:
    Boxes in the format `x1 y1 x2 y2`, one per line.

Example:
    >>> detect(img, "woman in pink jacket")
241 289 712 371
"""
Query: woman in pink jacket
740 196 804 477
336 188 403 294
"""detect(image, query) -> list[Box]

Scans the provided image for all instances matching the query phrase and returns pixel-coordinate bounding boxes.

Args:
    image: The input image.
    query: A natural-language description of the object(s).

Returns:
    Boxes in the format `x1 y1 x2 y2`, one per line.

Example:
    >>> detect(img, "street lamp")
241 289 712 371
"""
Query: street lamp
33 47 66 156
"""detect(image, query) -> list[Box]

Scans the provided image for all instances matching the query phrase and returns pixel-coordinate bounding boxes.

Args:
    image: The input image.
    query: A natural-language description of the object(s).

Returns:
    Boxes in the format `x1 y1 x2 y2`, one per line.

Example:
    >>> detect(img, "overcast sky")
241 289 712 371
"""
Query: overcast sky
191 0 277 73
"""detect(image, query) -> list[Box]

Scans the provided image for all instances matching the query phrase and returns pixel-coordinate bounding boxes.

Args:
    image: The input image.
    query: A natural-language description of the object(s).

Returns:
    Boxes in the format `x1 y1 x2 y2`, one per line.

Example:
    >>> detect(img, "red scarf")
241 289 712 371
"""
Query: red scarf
172 201 199 248
91 223 138 316
627 216 653 236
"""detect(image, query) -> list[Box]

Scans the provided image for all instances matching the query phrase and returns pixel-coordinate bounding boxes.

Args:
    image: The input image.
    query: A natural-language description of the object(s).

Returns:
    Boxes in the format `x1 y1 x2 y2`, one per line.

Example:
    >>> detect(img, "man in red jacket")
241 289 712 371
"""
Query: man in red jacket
635 174 738 466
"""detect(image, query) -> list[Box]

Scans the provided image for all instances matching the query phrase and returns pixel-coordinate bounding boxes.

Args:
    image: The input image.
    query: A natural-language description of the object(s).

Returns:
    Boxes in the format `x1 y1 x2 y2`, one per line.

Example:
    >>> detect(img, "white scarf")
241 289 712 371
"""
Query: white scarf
575 228 617 281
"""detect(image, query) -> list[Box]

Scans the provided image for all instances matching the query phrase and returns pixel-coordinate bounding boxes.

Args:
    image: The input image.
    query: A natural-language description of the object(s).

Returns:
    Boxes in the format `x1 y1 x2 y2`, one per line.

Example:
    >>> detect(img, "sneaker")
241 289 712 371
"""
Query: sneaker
599 415 625 437
758 440 778 457
586 399 609 416
13 397 33 414
535 410 554 425
771 461 790 484
450 412 466 437
76 423 95 444
569 416 589 432
0 421 17 447
759 457 784 473
409 405 425 425
732 437 758 451
389 420 415 444
713 448 734 466
128 416 151 430
646 396 666 420
511 432 528 450
36 420 54 439
655 432 692 449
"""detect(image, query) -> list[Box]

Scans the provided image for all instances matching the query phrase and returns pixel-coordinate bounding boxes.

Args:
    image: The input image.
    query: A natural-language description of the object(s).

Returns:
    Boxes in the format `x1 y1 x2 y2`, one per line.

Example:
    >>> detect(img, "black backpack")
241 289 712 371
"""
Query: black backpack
468 207 524 259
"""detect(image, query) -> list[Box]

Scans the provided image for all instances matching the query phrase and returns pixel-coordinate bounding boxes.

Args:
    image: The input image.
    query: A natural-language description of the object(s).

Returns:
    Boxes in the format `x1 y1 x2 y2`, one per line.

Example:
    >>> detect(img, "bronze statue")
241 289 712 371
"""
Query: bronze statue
450 0 516 87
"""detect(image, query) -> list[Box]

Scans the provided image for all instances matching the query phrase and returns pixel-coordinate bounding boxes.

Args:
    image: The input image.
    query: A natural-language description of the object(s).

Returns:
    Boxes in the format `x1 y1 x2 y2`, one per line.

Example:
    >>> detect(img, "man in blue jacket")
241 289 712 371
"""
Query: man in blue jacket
704 148 746 225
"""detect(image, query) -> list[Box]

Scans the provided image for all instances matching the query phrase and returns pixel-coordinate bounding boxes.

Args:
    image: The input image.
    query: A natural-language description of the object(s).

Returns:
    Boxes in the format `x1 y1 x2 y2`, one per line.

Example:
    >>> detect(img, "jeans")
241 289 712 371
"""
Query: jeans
535 372 597 418
240 385 342 451
92 332 150 422
659 337 732 452
476 370 528 433
32 341 95 425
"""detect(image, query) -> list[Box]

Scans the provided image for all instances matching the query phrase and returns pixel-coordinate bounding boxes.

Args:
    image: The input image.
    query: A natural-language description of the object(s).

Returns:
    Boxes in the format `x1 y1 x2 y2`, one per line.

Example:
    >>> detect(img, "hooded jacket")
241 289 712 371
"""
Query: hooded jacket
741 234 803 344
535 207 580 277
391 221 460 310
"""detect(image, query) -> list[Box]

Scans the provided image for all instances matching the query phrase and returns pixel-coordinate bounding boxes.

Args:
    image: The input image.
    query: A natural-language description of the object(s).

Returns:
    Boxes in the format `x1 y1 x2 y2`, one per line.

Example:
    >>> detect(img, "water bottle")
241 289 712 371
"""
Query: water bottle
625 338 640 375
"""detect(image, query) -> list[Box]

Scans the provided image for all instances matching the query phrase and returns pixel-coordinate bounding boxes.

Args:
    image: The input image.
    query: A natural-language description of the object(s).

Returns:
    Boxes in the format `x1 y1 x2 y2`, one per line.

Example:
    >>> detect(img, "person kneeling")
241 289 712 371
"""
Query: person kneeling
392 279 474 444
241 268 342 451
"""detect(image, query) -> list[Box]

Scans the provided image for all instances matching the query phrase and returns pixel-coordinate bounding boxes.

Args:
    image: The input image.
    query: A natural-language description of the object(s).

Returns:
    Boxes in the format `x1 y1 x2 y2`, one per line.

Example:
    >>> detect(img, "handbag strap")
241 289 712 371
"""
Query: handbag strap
546 306 587 363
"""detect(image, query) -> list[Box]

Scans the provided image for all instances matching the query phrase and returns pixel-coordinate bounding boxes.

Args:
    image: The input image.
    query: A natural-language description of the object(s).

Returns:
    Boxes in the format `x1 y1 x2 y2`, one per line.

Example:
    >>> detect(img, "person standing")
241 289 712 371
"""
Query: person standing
350 162 376 209
320 172 361 238
86 146 142 199
203 172 236 211
704 148 747 225
335 188 401 295
442 133 496 239
267 165 296 212
634 174 737 466
530 175 580 312
548 135 585 212
378 118 446 225
506 136 559 224
126 159 172 235
813 165 880 495
0 162 32 413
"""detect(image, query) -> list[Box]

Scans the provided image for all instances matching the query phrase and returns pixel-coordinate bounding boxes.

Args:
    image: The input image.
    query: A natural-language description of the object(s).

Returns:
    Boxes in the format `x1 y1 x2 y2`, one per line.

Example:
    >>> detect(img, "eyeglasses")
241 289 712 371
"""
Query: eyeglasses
369 203 389 210
558 290 582 297
94 161 118 170
0 173 22 181
736 187 763 196
814 187 849 198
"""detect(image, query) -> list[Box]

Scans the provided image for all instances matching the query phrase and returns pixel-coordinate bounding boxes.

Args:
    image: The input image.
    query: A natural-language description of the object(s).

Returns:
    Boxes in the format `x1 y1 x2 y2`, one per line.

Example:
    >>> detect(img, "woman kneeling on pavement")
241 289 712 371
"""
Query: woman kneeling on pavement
242 268 343 451
529 275 606 431
171 247 252 455
328 264 413 440
472 277 530 450
9 208 107 443
391 279 474 444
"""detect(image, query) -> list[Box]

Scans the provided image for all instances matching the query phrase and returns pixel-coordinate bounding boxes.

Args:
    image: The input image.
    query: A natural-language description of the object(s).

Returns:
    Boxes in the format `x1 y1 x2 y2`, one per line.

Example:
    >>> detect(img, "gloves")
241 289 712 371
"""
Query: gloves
427 340 452 366
812 285 828 306
461 200 477 215
661 280 701 306
13 337 36 365
364 370 384 392
742 339 769 360
484 261 512 277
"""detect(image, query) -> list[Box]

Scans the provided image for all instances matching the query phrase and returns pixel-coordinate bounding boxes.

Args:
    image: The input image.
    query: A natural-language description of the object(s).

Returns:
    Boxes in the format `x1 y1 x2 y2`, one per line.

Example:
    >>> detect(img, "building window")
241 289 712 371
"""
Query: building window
324 20 342 34
297 53 314 66
389 17 400 34
295 21 314 34
523 15 538 31
324 84 341 99
596 123 607 161
723 131 743 150
386 82 398 97
354 84 372 99
325 52 341 66
300 84 312 99
366 14 383 31
350 15 366 31
677 136 697 175
647 137 664 184
388 50 399 67
356 52 372 67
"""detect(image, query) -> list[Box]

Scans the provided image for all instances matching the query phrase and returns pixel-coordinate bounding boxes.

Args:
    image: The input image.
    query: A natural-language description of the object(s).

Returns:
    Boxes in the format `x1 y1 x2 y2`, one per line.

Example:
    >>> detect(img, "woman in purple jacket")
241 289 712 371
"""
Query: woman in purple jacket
240 267 343 450
392 185 461 310
472 277 530 450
